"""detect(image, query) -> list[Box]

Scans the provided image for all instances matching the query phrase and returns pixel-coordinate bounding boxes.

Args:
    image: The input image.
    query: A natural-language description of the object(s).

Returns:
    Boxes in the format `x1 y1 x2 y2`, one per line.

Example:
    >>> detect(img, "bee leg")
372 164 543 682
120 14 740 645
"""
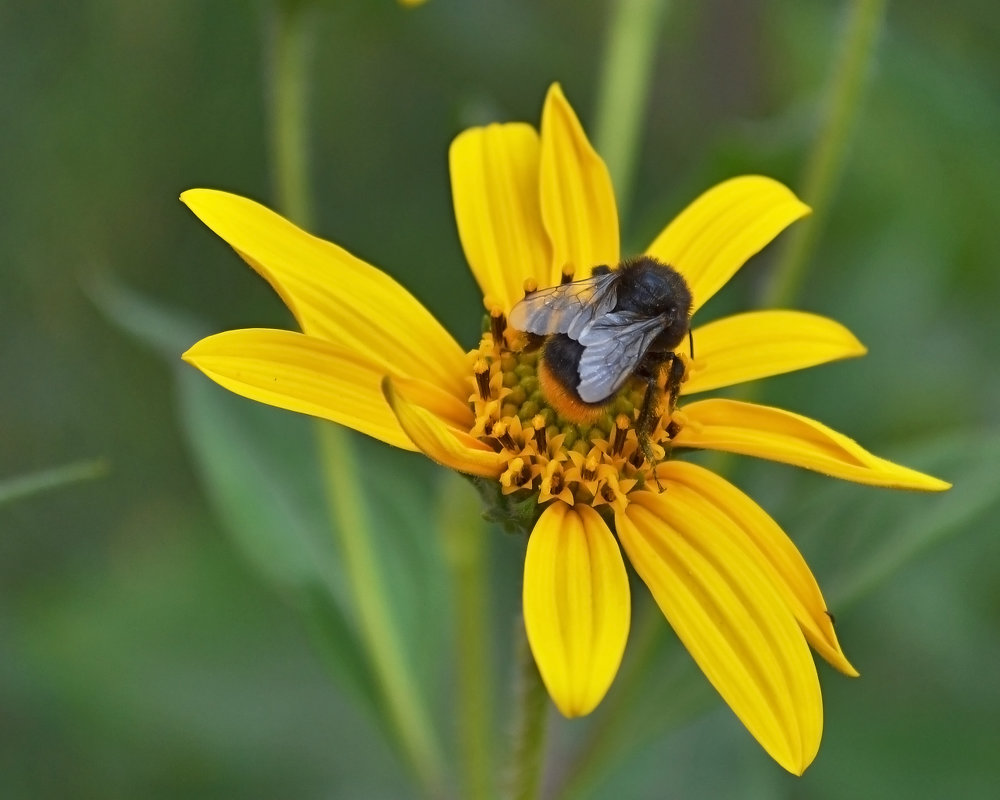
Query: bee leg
664 353 686 413
635 353 686 491
635 365 665 491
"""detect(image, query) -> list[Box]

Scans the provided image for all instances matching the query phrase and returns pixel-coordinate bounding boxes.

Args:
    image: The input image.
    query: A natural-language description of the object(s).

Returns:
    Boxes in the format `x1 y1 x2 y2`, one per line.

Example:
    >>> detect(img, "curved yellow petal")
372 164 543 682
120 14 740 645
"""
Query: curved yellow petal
674 399 952 491
523 503 630 717
450 123 553 312
183 328 419 451
540 83 620 279
382 377 504 479
617 495 822 774
180 189 468 398
684 311 867 395
645 176 810 313
654 461 857 676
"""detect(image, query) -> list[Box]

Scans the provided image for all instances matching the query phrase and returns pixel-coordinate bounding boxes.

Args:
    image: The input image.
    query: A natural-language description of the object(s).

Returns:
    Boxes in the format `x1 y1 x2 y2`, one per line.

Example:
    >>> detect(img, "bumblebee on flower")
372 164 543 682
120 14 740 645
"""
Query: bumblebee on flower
182 83 948 774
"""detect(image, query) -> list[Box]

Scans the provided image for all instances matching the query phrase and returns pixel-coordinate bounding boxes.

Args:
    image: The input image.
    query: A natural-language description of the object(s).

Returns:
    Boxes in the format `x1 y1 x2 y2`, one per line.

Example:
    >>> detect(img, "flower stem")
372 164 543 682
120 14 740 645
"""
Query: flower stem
268 0 313 228
265 3 443 794
593 0 672 222
440 474 495 800
763 0 888 308
318 428 445 796
505 616 549 800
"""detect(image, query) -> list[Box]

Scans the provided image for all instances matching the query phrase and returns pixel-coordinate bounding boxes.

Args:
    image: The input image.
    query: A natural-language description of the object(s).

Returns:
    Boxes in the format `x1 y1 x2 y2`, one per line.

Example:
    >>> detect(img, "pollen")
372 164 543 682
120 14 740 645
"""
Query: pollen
466 311 690 512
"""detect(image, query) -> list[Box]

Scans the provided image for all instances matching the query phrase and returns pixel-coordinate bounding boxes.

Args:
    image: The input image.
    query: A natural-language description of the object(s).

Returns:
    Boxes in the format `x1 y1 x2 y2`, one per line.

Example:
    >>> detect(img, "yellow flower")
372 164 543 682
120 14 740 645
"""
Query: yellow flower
181 83 949 774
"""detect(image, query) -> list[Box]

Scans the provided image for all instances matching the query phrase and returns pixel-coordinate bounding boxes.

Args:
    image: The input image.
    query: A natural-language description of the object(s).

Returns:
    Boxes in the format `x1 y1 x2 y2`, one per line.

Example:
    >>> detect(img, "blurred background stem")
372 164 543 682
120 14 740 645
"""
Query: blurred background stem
266 2 443 794
593 0 671 221
440 475 495 800
763 0 889 308
317 429 444 796
505 616 549 800
713 0 888 483
268 0 313 228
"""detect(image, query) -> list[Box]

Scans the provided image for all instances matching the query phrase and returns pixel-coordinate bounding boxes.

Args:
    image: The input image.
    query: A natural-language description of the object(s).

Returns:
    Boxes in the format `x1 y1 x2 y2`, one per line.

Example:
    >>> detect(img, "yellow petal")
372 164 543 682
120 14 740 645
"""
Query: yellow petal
645 176 810 313
180 189 468 398
617 494 822 774
382 377 504 479
684 311 867 395
182 328 423 451
450 123 553 312
540 83 620 278
674 399 952 491
655 461 857 676
523 503 630 717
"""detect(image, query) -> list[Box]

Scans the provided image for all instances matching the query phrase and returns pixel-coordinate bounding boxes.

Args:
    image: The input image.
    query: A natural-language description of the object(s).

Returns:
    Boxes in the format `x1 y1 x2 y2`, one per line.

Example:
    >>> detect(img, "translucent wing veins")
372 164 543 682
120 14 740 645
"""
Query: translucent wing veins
508 272 619 340
576 313 668 403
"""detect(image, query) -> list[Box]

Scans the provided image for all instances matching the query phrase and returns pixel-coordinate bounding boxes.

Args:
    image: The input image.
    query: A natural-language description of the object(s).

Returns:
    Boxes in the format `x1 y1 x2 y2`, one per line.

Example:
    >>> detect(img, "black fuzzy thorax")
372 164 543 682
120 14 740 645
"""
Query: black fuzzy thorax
611 257 692 352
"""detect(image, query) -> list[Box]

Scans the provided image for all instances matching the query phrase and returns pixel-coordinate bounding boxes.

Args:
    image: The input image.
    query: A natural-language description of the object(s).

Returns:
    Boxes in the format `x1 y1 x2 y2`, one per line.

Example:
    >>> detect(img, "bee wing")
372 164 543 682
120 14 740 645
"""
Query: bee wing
576 313 668 403
508 272 619 340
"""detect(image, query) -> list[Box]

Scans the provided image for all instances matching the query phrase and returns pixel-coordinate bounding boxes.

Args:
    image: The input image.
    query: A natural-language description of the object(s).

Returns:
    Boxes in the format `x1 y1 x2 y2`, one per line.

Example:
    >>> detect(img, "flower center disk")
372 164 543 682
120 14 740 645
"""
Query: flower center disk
466 316 687 512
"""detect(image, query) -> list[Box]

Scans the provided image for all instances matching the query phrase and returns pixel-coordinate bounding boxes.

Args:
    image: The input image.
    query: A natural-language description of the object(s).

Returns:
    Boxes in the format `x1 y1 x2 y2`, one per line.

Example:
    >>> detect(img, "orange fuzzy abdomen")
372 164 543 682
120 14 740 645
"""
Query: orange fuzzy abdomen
537 355 607 424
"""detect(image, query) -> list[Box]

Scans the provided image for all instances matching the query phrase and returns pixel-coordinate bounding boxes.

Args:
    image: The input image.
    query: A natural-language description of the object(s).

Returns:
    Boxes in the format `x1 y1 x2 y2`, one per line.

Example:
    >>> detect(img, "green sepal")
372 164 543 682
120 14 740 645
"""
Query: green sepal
466 475 539 536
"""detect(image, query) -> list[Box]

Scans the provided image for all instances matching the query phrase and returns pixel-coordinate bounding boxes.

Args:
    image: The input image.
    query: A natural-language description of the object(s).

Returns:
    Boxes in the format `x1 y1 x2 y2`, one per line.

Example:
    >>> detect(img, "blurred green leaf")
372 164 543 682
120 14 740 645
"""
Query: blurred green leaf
92 280 379 712
176 370 343 599
7 510 412 799
93 279 453 776
784 429 1000 611
178 361 449 788
87 273 212 358
0 459 108 507
176 370 379 703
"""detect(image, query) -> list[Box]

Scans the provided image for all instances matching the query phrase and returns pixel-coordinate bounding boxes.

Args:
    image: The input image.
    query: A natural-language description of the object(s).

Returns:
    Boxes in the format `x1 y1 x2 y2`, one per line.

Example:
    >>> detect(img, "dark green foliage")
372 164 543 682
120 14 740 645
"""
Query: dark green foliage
2 0 999 796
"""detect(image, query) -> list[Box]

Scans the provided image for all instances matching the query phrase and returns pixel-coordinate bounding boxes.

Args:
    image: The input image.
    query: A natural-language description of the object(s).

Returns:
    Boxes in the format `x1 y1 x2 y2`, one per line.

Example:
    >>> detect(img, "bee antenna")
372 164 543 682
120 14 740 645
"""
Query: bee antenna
688 329 695 359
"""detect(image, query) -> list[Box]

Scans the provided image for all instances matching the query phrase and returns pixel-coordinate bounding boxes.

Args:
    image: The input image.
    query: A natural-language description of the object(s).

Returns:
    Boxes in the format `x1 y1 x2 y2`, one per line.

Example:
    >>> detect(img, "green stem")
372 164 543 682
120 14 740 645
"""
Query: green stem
593 0 672 222
318 428 444 795
268 0 313 228
440 474 495 800
764 0 888 308
505 616 549 800
265 3 443 794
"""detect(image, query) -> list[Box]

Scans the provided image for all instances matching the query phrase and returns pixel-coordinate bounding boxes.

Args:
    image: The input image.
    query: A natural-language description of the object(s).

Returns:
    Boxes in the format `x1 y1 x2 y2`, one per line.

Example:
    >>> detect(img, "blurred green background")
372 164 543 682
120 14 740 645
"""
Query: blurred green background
3 0 999 797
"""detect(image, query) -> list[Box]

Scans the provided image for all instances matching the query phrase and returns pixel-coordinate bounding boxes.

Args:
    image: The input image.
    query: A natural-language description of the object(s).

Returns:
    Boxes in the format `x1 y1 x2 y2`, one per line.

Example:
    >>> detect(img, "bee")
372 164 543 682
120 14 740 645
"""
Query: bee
508 256 693 471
